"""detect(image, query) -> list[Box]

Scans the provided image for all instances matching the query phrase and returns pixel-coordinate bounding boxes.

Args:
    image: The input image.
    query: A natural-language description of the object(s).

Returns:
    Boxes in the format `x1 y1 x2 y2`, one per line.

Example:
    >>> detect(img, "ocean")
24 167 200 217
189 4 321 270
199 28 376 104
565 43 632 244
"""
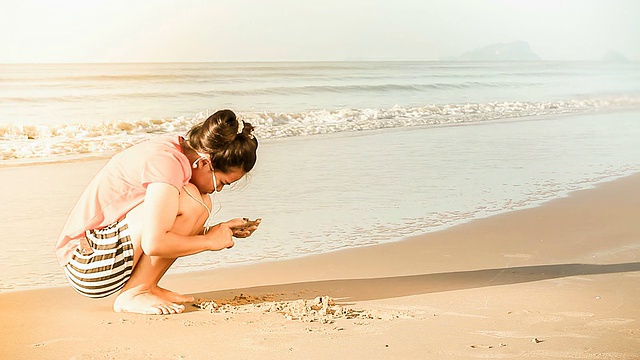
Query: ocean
2 61 640 163
1 61 639 291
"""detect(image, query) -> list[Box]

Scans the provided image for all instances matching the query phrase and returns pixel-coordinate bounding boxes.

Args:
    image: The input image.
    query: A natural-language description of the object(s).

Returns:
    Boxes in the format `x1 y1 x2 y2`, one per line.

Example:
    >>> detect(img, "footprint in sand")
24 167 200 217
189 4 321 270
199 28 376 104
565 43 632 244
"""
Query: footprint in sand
524 315 563 324
470 343 507 349
556 311 594 318
31 337 89 348
588 318 636 326
503 253 532 259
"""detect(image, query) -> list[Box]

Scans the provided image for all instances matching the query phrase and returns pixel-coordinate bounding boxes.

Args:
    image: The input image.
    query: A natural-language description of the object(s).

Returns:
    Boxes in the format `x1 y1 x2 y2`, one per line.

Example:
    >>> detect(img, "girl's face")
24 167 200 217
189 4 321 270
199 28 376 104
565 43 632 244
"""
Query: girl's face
212 167 245 193
191 158 245 194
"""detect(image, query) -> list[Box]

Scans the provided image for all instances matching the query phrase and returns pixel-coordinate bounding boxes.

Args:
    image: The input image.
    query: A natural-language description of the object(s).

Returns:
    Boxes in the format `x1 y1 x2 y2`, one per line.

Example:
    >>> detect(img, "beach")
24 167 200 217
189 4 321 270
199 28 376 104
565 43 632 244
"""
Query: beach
1 170 639 359
1 61 639 359
2 109 640 293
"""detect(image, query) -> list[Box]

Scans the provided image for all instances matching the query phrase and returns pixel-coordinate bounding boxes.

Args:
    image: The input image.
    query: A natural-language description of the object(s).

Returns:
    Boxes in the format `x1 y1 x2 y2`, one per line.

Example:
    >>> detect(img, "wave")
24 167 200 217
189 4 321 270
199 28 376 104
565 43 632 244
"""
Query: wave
0 74 191 83
0 67 574 85
0 71 331 84
0 81 544 104
246 81 544 95
1 96 639 163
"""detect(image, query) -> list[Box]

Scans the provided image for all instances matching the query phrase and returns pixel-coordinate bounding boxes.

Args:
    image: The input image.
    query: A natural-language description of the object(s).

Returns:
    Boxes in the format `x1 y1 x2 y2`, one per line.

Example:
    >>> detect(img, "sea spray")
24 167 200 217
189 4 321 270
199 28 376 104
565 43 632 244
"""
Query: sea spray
2 96 639 162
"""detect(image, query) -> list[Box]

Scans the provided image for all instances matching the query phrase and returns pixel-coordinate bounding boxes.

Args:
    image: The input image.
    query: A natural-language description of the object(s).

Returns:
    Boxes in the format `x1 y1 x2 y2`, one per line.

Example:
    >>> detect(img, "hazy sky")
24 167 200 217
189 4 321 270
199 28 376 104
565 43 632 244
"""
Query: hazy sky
1 0 638 63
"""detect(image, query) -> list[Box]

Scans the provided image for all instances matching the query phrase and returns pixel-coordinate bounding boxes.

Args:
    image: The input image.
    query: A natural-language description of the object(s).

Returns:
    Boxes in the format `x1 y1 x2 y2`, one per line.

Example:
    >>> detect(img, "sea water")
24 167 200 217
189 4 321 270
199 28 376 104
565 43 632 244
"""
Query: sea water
1 61 639 291
2 61 639 162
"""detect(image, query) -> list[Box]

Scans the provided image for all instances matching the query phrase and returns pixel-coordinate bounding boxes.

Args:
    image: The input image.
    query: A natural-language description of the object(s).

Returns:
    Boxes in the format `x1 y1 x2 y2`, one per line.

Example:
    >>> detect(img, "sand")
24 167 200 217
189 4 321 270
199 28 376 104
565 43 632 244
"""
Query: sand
1 172 639 359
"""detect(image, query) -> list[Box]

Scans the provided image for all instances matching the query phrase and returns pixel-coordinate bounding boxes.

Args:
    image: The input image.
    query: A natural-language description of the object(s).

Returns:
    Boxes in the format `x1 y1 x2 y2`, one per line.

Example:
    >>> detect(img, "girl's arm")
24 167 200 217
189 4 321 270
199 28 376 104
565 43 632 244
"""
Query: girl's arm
140 182 243 257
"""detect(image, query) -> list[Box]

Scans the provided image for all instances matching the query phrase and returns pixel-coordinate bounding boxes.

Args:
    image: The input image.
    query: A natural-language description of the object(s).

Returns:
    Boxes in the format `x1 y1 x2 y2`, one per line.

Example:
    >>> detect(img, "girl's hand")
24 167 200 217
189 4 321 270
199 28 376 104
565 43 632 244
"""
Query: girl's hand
204 220 242 250
230 218 262 238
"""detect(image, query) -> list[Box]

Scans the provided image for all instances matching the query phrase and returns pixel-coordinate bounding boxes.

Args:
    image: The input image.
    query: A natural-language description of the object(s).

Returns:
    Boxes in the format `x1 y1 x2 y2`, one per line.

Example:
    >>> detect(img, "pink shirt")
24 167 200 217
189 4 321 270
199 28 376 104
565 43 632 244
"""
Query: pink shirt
55 135 191 265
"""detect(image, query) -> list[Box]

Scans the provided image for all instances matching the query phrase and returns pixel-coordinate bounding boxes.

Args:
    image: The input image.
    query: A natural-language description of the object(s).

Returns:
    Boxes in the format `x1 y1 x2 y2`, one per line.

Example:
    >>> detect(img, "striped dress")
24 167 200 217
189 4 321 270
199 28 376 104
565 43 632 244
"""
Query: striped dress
63 217 134 298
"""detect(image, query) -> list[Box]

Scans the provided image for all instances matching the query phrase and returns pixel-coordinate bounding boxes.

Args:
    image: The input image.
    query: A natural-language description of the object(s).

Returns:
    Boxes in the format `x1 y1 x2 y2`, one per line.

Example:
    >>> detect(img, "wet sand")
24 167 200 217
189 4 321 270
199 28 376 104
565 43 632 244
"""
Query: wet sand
1 173 639 359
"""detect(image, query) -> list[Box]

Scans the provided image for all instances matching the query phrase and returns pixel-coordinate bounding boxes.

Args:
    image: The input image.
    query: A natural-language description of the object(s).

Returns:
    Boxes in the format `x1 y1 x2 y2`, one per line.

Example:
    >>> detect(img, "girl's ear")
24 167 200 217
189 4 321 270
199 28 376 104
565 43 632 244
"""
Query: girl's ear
192 156 208 169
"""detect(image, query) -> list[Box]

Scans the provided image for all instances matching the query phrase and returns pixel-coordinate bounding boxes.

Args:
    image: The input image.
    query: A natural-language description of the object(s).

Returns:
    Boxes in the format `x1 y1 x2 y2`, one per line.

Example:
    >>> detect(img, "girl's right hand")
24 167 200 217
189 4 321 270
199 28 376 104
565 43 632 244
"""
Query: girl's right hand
204 218 247 251
204 224 232 251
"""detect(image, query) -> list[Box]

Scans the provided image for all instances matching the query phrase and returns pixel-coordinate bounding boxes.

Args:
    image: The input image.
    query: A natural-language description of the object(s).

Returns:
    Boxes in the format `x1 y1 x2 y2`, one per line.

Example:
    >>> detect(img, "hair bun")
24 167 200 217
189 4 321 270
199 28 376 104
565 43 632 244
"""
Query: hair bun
238 121 255 139
186 109 258 173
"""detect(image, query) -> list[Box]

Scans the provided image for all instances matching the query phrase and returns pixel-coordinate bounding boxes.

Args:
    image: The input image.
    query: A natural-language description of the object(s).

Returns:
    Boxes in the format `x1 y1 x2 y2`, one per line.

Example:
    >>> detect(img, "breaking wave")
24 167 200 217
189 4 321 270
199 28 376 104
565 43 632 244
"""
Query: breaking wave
1 96 639 163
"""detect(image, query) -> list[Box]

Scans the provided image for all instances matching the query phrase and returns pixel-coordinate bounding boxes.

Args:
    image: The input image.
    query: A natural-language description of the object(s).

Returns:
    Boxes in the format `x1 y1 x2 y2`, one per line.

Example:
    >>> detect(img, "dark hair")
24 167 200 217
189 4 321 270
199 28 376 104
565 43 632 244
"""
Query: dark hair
186 109 258 173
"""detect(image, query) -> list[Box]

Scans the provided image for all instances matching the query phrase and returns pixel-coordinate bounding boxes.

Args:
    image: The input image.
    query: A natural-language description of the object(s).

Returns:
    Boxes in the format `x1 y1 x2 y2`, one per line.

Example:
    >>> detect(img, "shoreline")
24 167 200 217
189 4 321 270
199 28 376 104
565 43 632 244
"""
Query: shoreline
4 113 640 293
1 173 639 359
0 164 636 295
3 105 640 168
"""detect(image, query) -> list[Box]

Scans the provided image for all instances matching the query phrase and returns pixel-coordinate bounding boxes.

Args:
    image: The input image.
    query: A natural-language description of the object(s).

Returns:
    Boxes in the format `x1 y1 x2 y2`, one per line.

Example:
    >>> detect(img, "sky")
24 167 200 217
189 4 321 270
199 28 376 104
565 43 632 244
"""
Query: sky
1 0 638 63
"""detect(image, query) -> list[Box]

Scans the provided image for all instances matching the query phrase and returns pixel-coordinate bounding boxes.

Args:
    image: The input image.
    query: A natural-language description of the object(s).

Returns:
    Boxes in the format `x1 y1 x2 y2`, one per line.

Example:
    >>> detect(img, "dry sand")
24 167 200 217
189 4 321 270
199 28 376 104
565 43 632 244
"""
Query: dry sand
1 172 639 359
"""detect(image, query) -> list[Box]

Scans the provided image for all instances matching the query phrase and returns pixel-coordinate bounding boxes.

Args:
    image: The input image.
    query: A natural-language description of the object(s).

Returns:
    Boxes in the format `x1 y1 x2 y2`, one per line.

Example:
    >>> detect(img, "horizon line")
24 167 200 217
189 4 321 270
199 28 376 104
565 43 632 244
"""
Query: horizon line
2 59 637 66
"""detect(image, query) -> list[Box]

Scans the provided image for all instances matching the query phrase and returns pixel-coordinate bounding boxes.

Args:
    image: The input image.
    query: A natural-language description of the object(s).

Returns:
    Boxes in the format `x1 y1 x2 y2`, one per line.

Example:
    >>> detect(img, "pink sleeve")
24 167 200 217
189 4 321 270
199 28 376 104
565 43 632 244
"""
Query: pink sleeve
140 152 187 190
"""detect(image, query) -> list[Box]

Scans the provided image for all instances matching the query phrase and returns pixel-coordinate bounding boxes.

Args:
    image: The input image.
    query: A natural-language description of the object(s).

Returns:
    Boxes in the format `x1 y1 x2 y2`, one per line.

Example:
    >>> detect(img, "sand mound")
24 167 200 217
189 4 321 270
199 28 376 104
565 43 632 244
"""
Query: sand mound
194 294 408 324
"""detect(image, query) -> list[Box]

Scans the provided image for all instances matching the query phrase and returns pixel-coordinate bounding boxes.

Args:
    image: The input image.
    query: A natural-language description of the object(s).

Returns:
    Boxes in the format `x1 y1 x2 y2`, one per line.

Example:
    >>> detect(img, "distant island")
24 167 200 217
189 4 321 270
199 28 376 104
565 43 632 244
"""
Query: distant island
457 41 542 61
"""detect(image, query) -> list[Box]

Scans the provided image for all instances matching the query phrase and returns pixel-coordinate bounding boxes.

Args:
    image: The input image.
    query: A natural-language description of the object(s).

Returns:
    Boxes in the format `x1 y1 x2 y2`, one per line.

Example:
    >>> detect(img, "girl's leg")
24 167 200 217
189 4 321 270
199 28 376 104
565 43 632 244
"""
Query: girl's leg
113 183 212 315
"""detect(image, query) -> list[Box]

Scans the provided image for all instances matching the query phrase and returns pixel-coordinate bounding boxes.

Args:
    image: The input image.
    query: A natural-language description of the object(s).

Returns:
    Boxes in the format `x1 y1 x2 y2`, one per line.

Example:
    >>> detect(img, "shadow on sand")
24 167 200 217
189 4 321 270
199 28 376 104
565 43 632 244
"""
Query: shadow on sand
189 262 640 306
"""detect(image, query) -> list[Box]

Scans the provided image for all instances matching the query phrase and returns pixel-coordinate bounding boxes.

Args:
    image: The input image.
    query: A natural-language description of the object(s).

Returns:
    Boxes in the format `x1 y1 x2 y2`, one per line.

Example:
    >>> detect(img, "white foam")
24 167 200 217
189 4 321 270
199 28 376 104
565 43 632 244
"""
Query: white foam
2 96 639 163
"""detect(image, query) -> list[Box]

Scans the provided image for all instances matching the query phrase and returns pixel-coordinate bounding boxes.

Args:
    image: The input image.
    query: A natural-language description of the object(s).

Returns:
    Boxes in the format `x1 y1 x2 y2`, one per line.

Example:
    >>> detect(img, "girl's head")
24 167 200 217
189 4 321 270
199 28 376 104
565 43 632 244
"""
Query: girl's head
186 109 258 174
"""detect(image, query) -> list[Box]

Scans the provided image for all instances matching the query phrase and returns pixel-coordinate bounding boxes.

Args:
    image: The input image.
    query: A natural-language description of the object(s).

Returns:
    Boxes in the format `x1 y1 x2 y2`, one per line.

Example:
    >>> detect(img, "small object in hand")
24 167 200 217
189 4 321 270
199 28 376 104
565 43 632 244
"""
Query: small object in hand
234 218 261 230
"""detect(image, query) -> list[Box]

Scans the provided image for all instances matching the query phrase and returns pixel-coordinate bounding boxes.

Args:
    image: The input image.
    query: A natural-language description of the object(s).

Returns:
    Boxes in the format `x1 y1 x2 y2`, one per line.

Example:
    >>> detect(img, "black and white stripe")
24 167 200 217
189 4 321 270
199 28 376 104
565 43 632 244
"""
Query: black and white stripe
64 217 134 298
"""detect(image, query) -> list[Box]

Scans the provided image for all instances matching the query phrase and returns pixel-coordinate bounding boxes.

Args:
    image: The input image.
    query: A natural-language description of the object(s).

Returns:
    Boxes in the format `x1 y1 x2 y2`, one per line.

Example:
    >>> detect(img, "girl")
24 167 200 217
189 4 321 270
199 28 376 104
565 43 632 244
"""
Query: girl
56 109 259 315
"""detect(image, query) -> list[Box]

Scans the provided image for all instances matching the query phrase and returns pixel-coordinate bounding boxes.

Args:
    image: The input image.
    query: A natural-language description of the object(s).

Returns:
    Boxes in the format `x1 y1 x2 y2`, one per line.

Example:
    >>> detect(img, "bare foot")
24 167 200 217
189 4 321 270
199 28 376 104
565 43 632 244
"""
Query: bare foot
114 289 185 315
151 286 195 304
